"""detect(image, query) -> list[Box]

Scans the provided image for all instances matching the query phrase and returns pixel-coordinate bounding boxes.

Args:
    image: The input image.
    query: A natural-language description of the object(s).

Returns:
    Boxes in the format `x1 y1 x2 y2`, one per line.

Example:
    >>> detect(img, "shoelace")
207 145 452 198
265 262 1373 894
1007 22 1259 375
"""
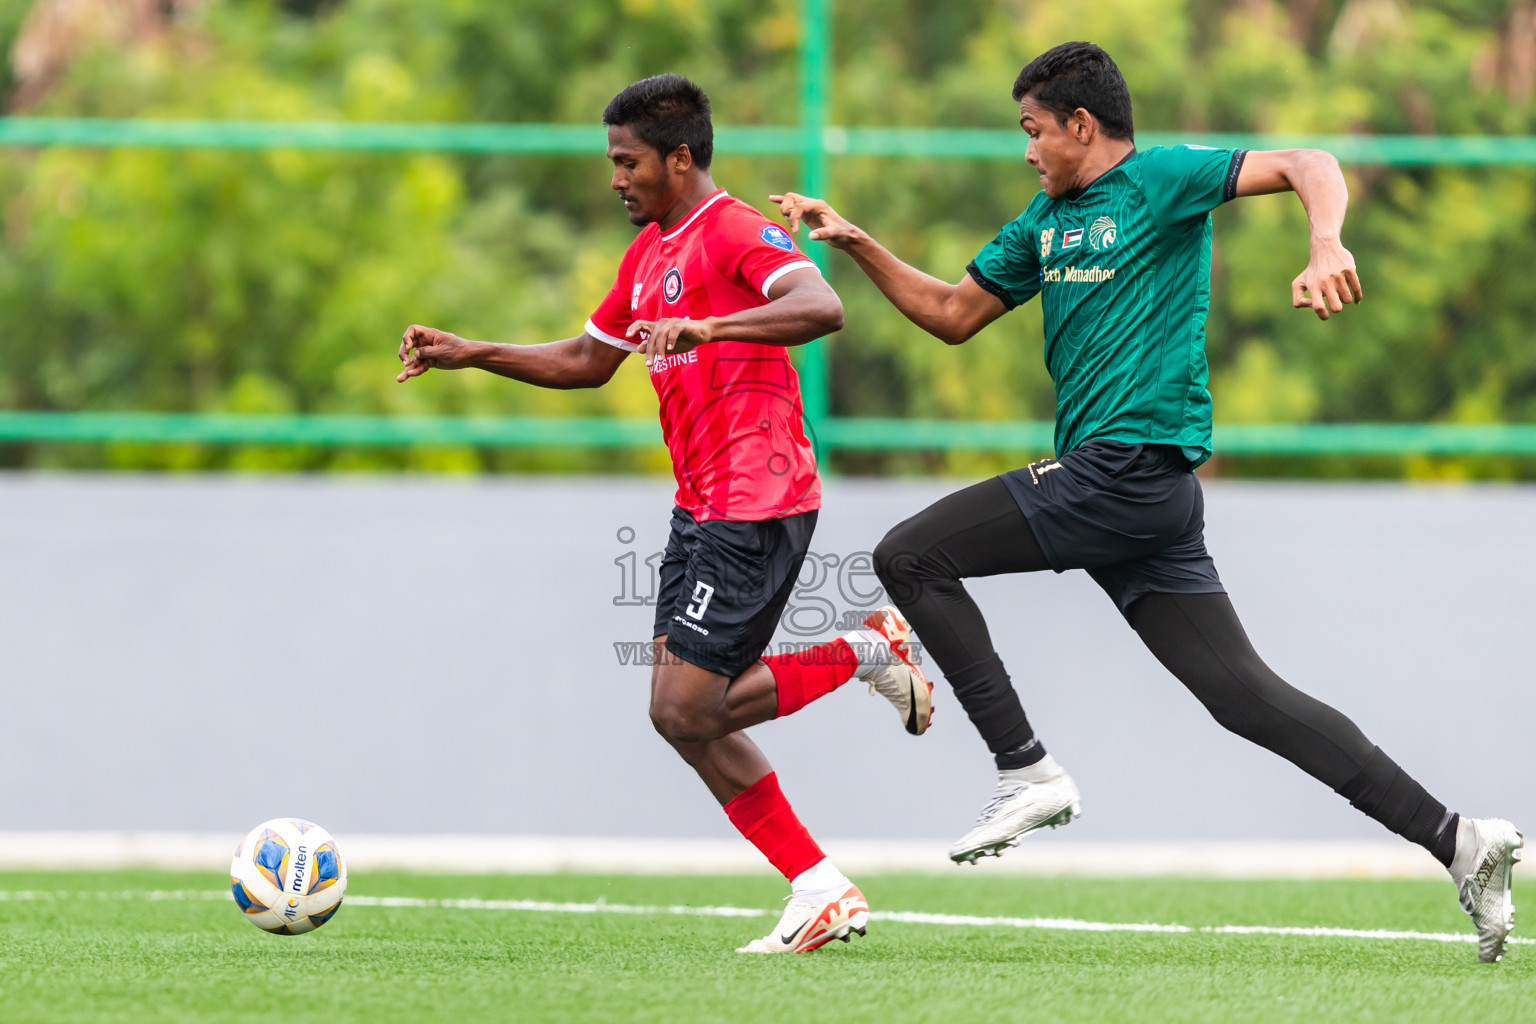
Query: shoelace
1457 878 1476 914
975 784 1029 824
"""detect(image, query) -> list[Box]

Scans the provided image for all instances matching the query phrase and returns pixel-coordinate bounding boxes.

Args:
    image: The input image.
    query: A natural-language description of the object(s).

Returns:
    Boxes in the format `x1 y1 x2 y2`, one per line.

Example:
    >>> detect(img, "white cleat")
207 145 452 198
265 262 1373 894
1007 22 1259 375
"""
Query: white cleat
1449 816 1524 962
856 606 933 735
950 755 1081 864
735 884 870 954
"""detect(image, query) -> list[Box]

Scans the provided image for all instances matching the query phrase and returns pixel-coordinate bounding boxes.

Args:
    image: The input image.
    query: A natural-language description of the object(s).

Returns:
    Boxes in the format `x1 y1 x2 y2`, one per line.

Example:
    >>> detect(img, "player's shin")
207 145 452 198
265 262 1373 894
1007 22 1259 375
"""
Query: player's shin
1336 746 1460 866
762 639 858 718
723 771 826 881
726 772 869 954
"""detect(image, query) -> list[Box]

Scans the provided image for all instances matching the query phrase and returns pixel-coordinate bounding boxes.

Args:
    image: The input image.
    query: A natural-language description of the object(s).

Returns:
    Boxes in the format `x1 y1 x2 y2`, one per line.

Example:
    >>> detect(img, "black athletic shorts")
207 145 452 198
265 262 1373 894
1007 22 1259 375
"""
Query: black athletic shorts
652 506 818 678
999 439 1226 617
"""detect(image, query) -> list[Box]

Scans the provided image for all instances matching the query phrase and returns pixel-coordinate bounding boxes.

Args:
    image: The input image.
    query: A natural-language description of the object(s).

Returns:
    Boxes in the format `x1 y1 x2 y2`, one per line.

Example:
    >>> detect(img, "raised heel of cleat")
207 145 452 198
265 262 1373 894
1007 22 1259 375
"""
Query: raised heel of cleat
834 920 869 943
1045 800 1083 831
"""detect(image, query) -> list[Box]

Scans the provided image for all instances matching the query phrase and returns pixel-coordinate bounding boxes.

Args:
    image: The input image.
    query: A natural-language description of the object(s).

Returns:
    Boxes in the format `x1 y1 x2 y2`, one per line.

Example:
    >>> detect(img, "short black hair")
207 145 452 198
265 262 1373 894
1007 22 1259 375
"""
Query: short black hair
1012 42 1134 141
602 74 714 170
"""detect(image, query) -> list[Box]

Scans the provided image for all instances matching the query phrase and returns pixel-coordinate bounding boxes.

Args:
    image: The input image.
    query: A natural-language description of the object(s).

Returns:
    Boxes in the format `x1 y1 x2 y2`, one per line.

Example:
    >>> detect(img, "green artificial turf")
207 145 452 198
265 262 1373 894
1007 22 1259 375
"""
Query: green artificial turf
0 869 1528 1023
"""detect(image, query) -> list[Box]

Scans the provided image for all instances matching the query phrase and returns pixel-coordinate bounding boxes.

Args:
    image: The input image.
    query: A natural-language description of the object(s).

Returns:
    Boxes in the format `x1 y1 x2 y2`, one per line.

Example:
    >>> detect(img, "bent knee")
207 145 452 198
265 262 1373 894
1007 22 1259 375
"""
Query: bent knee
648 699 721 745
1196 676 1298 745
1202 698 1266 742
873 521 928 586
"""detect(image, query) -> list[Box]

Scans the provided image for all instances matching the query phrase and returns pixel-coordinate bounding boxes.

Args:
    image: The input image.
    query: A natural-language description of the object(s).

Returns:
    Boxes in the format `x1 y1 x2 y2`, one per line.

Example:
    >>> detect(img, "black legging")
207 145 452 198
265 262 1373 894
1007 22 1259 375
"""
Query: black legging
873 476 1453 856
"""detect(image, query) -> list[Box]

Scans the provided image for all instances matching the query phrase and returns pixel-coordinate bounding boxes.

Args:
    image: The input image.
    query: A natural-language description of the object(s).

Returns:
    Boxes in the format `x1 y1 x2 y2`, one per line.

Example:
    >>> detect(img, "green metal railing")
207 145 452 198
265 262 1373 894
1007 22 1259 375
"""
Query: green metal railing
4 118 1534 165
3 0 1535 458
5 411 1536 457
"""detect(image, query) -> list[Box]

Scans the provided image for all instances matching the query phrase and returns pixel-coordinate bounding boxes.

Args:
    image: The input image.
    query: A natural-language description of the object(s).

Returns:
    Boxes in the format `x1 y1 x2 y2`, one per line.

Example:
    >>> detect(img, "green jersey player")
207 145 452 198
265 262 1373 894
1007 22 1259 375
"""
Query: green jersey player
774 41 1522 962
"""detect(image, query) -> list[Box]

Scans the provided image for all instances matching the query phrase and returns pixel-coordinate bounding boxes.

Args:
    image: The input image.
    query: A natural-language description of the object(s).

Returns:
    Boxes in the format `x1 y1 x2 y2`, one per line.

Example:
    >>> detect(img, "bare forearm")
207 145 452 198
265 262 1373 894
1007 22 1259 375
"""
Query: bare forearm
771 192 1005 343
841 230 977 343
1285 150 1349 241
470 337 611 389
1229 149 1362 319
704 291 843 347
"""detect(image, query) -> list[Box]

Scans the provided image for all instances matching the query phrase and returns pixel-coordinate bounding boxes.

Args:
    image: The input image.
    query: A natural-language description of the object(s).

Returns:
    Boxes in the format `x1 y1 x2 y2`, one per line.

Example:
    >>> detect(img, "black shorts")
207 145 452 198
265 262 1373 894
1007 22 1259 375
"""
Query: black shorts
652 507 818 677
999 439 1225 617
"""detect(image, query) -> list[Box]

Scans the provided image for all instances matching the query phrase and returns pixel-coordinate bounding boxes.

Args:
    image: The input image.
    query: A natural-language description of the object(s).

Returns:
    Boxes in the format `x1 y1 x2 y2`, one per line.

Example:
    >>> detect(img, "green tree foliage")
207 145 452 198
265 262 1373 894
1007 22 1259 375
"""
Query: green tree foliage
1 0 1534 475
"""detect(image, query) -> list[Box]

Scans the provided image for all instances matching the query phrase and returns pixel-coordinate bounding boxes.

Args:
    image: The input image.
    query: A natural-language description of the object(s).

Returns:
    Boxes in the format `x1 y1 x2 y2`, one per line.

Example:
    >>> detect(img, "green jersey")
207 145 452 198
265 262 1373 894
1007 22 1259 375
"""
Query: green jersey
968 145 1247 467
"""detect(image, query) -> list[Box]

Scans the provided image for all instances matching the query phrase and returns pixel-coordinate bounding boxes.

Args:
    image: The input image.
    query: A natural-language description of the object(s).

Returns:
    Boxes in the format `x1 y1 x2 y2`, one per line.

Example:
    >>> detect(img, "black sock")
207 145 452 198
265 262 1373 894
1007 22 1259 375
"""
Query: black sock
1336 747 1454 864
996 738 1047 771
1432 811 1460 869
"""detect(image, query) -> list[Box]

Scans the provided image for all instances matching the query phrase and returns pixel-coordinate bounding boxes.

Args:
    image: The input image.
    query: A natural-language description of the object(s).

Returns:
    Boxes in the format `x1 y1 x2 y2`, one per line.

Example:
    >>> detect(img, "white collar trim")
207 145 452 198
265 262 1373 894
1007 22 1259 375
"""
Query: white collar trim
660 190 731 242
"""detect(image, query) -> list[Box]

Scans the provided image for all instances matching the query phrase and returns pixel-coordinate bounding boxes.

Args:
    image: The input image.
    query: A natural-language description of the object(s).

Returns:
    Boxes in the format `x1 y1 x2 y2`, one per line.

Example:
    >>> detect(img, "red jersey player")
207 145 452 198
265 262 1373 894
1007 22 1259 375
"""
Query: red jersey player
394 74 933 954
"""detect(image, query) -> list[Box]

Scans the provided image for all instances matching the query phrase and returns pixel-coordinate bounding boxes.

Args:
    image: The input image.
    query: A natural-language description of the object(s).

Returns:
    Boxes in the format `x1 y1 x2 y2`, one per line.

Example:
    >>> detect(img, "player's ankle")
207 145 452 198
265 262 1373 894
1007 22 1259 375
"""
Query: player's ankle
840 627 892 678
995 737 1048 771
999 752 1064 785
791 857 851 900
1433 811 1461 870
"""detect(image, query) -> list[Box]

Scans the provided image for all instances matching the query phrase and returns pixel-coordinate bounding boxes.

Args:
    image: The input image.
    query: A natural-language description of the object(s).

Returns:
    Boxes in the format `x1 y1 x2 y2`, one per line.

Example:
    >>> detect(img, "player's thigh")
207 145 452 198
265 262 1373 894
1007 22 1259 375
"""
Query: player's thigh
1005 442 1199 571
649 637 732 718
651 507 696 643
649 510 733 705
663 512 814 681
1089 478 1224 619
876 476 1051 585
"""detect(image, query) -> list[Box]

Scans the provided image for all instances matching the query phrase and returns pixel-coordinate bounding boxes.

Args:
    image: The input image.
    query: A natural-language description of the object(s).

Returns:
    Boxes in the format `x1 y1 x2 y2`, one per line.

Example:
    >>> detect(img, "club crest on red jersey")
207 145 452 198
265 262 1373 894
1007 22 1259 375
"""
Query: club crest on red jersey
663 268 683 303
760 225 795 251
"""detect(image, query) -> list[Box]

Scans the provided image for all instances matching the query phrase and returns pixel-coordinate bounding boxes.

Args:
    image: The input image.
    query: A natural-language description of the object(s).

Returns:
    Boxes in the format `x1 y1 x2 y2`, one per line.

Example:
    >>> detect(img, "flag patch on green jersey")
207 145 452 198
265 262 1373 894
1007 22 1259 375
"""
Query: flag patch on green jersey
1062 228 1083 248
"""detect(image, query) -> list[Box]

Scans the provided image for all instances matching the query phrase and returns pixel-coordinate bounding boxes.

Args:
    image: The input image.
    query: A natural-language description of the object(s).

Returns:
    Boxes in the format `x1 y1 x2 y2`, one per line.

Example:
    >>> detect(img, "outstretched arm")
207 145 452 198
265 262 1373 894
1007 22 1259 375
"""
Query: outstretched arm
626 266 844 367
770 193 1007 345
1233 149 1363 321
396 327 629 389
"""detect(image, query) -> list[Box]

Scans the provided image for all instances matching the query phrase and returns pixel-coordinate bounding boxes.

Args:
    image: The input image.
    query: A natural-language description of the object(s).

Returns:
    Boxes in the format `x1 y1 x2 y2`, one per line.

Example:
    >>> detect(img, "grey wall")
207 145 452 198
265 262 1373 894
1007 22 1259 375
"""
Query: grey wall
1 474 1530 843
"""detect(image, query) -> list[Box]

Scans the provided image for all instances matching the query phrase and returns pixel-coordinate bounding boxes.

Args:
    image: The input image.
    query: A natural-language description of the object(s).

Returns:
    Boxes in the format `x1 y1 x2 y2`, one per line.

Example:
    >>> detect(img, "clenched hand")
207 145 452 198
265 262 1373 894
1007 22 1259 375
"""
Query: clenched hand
627 317 717 367
1293 237 1364 321
397 325 477 382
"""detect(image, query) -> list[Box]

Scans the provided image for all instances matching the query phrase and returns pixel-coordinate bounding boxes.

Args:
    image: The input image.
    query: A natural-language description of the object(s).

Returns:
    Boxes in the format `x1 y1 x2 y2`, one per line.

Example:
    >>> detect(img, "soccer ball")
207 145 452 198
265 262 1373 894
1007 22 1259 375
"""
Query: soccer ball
229 817 347 935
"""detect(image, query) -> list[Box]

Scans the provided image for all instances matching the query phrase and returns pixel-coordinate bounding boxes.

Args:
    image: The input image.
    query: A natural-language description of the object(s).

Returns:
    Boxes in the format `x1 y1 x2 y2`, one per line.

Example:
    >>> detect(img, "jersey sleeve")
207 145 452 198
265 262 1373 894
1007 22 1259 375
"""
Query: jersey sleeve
705 206 821 299
1138 145 1248 230
585 240 642 352
968 210 1042 311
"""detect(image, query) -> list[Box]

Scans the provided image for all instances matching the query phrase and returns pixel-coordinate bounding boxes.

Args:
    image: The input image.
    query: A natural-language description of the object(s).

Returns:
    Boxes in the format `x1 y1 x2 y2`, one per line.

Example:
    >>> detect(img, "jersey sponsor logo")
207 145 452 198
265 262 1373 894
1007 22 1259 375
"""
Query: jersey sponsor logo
1062 228 1083 249
1040 265 1116 284
759 225 795 251
649 349 698 375
1039 228 1054 258
663 267 684 303
1089 216 1117 250
631 282 642 311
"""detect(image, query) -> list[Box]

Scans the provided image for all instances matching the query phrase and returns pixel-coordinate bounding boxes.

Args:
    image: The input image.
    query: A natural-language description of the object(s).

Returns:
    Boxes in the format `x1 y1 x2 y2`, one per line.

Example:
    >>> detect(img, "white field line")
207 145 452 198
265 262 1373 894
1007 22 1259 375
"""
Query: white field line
0 834 1453 879
1 888 1528 947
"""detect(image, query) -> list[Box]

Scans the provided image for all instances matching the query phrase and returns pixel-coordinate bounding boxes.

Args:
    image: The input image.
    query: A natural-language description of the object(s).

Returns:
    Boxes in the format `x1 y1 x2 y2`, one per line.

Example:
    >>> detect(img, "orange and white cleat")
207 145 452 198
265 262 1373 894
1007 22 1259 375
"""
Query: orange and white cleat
736 884 871 954
854 605 933 735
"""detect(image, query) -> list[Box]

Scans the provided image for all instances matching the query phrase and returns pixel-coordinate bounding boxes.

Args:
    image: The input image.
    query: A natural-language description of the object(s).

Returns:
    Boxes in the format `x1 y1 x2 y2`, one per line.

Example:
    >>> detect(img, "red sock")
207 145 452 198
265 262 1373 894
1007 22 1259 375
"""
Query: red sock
764 638 857 719
723 772 825 881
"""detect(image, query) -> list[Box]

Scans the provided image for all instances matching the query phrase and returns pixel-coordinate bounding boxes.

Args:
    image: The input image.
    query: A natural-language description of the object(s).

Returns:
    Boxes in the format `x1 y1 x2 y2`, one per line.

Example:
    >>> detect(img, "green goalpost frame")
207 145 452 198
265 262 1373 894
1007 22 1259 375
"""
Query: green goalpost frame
3 0 1536 457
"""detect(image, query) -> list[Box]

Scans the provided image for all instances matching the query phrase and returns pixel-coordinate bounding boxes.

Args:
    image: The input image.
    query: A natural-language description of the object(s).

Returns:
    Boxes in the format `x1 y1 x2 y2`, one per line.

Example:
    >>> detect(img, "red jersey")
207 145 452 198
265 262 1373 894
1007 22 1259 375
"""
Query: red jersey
586 189 823 522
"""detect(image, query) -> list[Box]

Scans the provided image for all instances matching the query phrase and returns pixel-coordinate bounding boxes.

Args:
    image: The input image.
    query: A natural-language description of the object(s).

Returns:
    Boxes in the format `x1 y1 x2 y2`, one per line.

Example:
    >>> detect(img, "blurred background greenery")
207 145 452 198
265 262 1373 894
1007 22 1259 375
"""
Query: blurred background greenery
1 0 1534 478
